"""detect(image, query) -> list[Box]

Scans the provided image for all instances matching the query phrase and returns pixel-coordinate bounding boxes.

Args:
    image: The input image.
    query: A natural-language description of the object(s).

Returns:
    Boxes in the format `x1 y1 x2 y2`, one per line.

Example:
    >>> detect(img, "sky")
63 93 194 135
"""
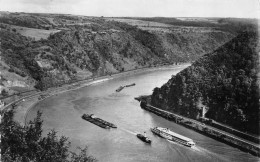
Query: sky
0 0 259 18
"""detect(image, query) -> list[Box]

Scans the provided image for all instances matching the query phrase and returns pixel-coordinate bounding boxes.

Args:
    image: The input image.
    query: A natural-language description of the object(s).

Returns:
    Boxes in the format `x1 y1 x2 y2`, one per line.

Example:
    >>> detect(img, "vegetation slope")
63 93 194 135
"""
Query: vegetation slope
151 30 259 135
0 12 233 96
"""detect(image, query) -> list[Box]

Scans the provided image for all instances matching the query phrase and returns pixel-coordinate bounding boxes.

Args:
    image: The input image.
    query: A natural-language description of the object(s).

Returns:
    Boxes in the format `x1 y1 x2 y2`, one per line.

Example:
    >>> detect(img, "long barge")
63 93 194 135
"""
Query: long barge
125 83 136 87
82 114 117 129
116 86 124 92
116 83 136 92
151 127 195 147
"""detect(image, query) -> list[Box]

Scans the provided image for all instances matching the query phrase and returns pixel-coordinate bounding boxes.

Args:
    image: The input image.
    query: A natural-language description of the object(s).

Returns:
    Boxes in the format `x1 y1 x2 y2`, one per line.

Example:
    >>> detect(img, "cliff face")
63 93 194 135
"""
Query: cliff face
0 12 234 94
151 31 260 135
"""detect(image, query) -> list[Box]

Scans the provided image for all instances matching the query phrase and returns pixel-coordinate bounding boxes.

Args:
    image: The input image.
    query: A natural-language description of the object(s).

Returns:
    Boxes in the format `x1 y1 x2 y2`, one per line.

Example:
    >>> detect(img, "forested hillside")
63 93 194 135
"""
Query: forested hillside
0 12 234 96
151 31 259 134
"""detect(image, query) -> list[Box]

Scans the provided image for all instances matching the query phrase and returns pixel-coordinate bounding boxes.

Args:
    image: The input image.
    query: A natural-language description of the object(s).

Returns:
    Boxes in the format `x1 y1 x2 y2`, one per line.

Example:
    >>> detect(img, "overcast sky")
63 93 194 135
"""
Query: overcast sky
0 0 259 18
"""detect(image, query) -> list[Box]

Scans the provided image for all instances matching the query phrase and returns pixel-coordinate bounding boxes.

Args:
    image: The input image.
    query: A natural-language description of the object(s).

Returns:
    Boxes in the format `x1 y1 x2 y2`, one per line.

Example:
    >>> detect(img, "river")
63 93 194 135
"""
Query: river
25 66 259 162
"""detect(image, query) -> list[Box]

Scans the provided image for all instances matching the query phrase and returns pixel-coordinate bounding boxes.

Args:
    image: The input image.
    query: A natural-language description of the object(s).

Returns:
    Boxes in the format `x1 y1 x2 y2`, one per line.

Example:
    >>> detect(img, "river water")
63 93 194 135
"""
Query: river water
26 66 259 162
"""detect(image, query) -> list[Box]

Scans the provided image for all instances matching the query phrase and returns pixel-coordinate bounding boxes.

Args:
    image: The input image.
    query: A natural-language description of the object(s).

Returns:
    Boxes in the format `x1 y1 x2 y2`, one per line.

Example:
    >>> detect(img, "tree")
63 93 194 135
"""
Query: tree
150 31 259 134
71 147 97 162
1 89 8 96
0 109 96 162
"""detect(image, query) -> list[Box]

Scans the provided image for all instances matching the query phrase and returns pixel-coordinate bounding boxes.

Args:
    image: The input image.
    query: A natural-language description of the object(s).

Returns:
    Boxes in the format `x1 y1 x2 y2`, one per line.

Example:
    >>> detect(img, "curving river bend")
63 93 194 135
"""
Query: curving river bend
26 66 259 162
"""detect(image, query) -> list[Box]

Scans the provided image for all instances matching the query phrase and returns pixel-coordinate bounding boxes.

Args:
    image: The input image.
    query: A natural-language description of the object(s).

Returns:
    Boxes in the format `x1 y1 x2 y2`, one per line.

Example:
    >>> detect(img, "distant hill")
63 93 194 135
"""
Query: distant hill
130 17 258 34
151 31 259 135
2 12 251 96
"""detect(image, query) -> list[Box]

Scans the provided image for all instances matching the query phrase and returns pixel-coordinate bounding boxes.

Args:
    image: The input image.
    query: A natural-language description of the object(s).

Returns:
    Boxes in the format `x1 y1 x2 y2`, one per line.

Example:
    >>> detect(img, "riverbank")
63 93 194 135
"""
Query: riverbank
14 65 259 162
5 63 190 125
135 98 260 157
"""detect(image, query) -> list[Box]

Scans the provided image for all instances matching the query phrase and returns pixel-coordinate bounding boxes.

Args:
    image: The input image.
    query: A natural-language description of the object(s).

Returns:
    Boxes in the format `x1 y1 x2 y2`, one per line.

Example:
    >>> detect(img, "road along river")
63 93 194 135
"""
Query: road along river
25 65 259 162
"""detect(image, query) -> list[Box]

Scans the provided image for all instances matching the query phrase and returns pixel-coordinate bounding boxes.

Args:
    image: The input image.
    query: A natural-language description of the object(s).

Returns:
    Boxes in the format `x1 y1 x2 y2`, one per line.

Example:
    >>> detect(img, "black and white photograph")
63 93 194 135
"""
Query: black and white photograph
0 0 259 161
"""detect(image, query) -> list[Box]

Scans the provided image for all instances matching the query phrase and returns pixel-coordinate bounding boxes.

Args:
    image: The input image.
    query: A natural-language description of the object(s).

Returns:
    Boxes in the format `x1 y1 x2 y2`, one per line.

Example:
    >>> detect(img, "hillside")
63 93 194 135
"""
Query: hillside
0 12 244 96
151 31 260 135
129 17 258 34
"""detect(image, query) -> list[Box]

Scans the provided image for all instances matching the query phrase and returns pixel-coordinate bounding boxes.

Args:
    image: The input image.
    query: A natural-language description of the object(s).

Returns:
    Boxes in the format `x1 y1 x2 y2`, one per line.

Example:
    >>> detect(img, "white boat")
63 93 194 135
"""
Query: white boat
151 127 195 147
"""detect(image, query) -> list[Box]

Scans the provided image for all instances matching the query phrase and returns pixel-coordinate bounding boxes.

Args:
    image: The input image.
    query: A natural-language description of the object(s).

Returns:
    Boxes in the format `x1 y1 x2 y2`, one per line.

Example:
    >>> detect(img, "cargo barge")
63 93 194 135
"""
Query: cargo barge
125 83 136 87
82 114 117 129
116 86 124 92
116 83 136 92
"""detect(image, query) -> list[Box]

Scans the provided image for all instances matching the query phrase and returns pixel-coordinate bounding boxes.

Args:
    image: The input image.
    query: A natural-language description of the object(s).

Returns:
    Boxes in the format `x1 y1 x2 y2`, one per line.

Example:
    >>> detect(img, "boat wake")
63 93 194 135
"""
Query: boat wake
167 140 193 161
119 128 137 135
81 78 112 87
167 140 227 162
191 146 201 151
190 145 229 162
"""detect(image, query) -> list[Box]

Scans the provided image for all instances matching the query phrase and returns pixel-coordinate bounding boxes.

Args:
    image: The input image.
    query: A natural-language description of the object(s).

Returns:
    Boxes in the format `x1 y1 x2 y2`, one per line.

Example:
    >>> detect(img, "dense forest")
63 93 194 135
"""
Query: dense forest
151 31 260 135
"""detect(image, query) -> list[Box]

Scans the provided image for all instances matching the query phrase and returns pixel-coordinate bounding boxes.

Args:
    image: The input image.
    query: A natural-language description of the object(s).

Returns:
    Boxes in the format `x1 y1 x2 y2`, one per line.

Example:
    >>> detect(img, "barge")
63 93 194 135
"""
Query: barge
151 127 195 147
125 83 136 87
82 114 117 129
95 117 117 128
116 83 136 92
116 86 124 92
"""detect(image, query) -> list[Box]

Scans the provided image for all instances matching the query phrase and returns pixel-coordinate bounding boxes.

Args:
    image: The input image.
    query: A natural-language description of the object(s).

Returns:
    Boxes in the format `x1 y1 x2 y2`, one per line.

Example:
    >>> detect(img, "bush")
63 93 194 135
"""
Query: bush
1 89 8 96
8 68 15 72
20 72 27 77
0 109 97 162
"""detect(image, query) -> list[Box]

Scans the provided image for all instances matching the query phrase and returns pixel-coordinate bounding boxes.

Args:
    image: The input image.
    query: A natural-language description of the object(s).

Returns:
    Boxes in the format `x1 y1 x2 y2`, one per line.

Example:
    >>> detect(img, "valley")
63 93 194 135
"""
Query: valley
0 12 237 97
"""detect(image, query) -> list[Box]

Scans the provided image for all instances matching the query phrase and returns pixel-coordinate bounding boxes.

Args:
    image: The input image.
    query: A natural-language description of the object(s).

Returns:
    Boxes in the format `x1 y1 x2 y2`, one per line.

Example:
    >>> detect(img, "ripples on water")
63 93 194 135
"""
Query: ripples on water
26 67 259 162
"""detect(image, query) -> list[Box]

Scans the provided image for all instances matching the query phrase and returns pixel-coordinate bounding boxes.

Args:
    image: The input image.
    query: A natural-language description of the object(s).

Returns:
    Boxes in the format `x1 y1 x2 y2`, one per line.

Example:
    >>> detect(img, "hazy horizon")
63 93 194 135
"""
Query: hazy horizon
1 10 259 19
0 0 259 19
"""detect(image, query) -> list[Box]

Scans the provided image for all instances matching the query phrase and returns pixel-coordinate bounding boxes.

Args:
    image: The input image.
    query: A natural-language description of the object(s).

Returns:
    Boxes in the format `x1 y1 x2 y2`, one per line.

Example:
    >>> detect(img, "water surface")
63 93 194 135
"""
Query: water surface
26 66 259 162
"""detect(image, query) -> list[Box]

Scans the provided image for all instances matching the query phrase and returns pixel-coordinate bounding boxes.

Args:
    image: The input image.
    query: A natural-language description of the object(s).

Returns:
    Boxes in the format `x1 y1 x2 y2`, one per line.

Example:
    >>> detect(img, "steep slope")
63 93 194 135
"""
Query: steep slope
0 13 234 96
151 31 260 135
109 18 234 62
0 23 166 92
155 30 232 61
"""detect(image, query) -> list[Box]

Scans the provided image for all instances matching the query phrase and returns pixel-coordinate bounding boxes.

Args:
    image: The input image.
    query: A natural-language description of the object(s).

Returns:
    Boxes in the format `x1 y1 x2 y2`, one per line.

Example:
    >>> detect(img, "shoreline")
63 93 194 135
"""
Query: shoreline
8 63 190 125
4 63 259 159
135 99 260 157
